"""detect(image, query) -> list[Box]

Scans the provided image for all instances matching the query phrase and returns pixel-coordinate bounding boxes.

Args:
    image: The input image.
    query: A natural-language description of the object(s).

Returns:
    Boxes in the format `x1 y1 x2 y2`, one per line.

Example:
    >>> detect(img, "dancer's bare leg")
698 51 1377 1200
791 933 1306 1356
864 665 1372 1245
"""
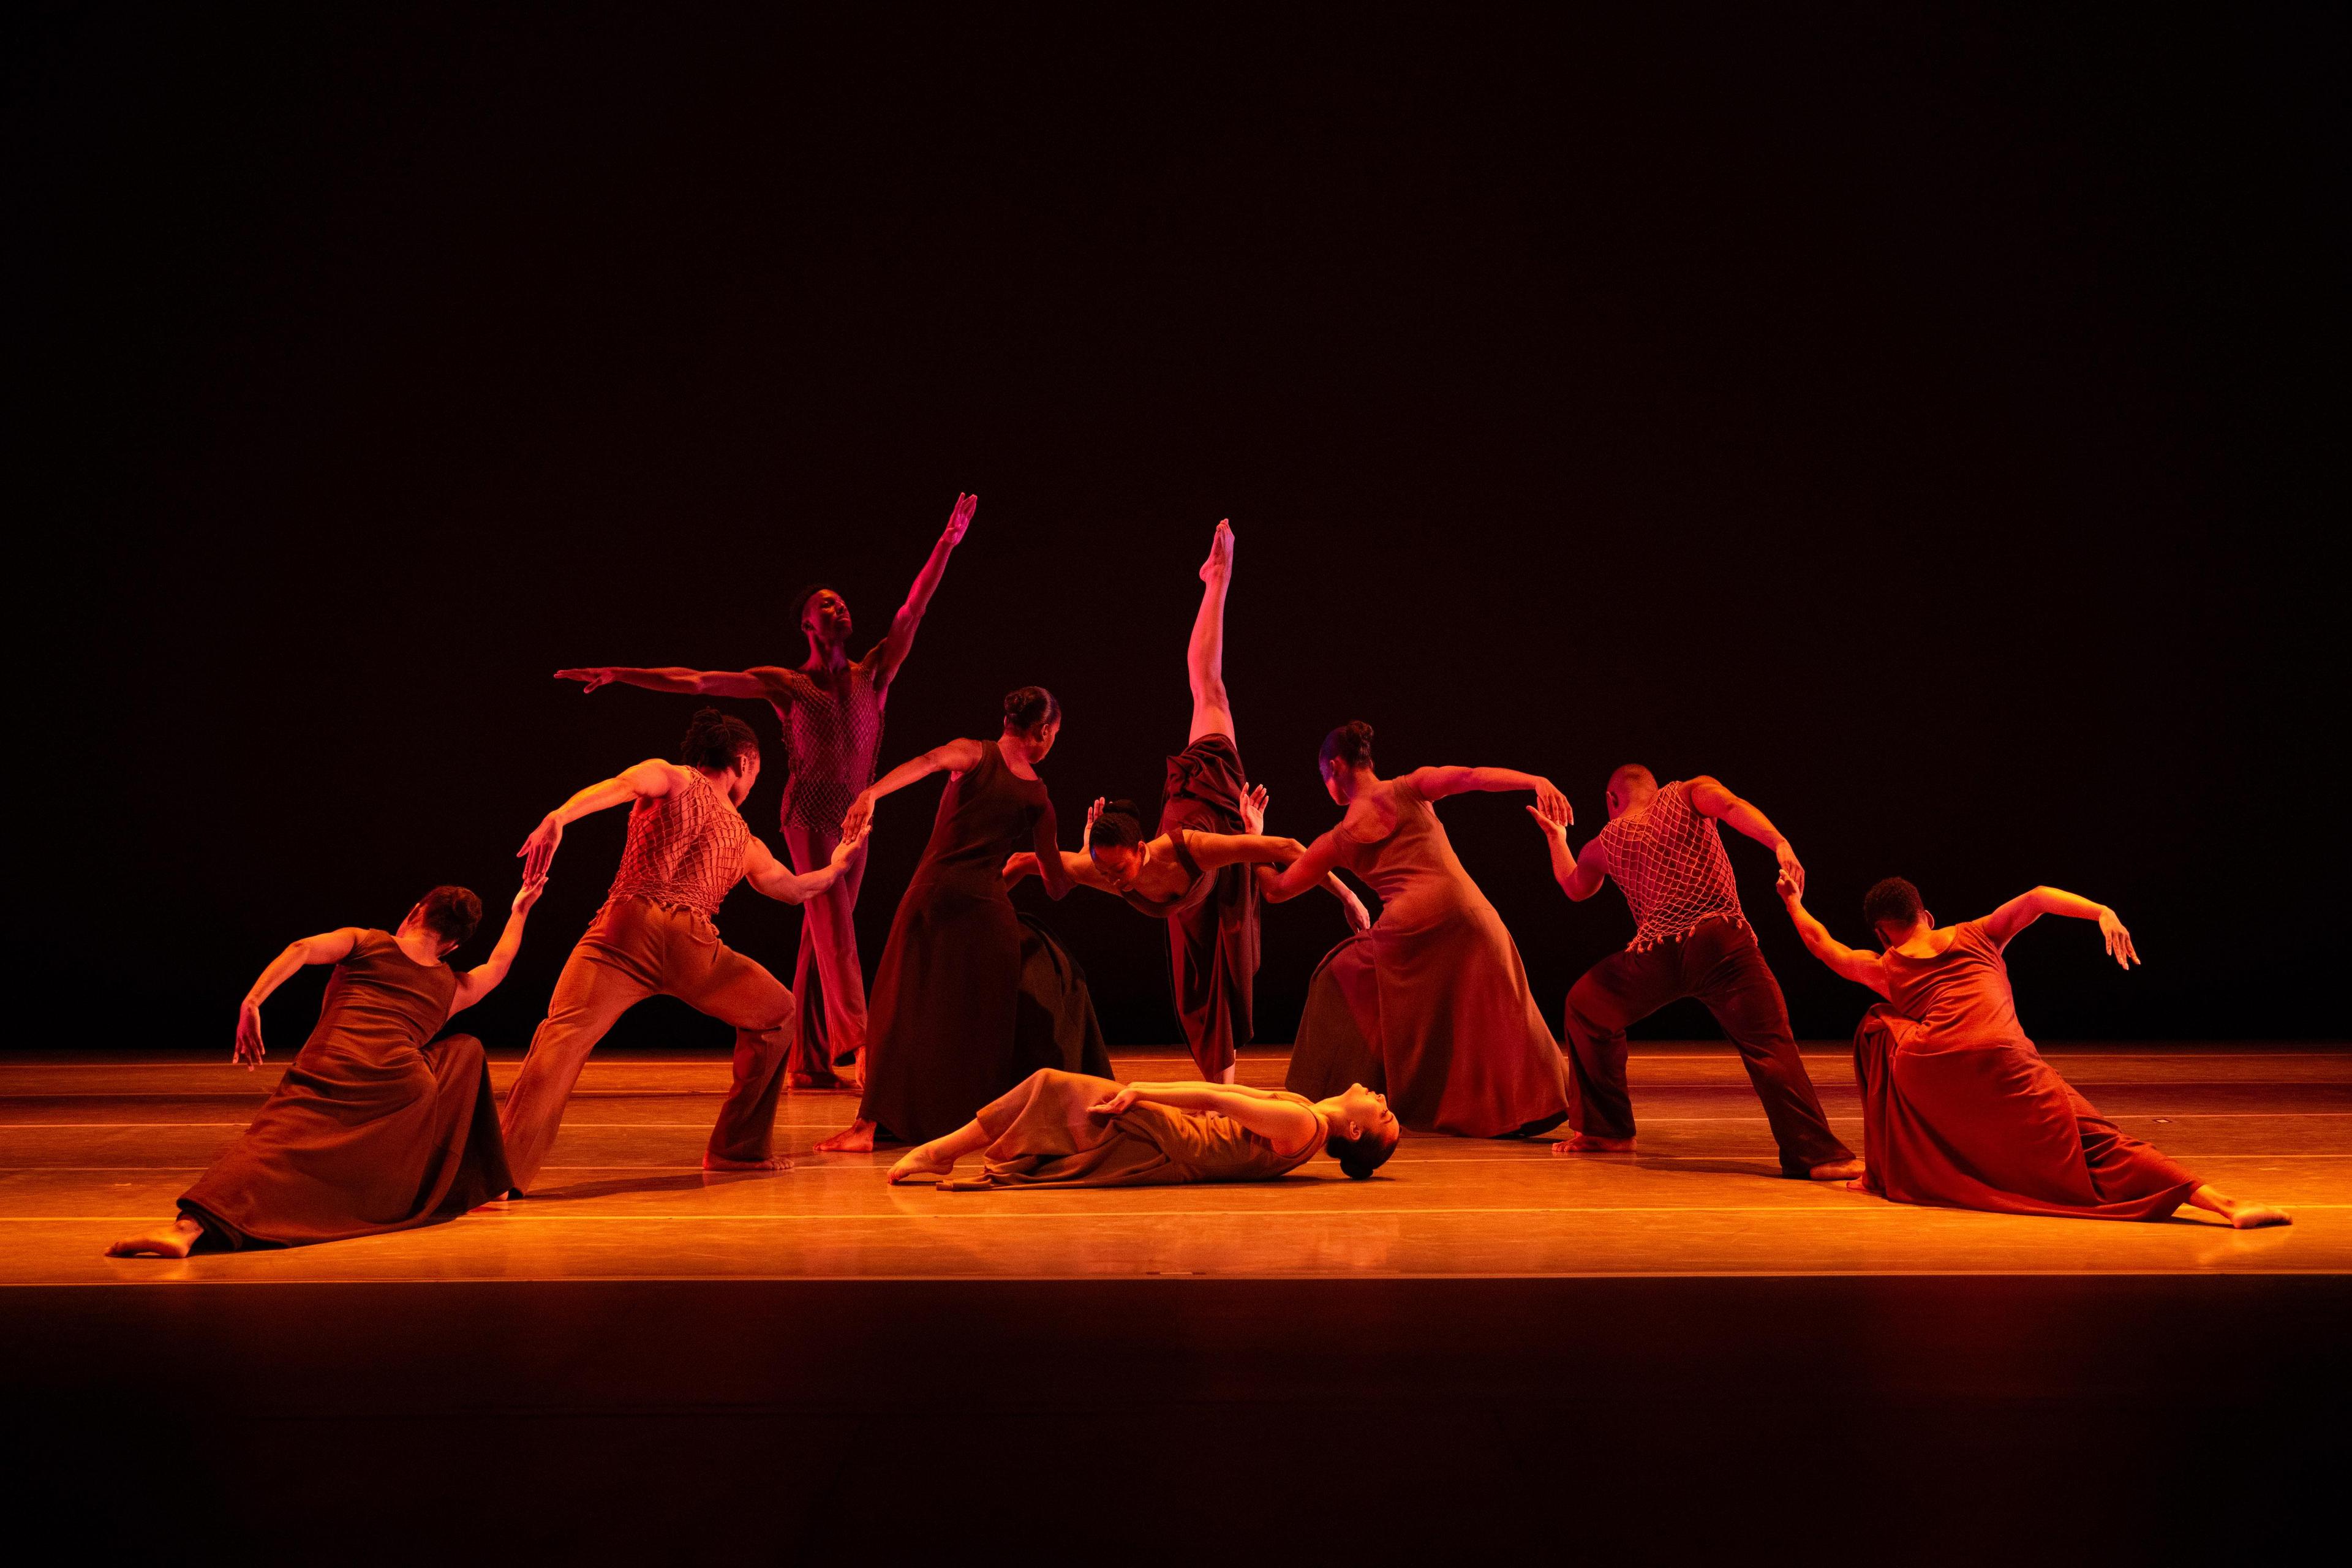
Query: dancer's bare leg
2188 1184 2291 1228
887 1118 993 1183
815 1119 878 1153
1188 519 1236 745
105 1215 203 1258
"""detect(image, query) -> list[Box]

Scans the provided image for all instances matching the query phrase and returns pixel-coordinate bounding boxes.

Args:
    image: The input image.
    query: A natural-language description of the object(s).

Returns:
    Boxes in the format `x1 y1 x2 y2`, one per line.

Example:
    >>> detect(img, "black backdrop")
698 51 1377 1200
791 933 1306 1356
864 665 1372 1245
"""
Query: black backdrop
13 7 2342 1055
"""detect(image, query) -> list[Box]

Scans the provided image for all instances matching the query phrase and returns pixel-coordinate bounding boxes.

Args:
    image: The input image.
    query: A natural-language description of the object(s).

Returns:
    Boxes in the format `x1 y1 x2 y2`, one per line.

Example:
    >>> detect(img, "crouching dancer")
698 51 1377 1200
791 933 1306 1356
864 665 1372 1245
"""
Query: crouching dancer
107 875 547 1257
1780 874 2288 1226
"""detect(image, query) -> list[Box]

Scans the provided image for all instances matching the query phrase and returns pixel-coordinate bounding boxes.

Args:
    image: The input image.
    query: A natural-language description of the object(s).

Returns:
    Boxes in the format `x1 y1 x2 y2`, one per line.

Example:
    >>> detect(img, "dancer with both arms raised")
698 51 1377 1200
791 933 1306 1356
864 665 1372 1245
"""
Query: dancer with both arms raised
556 491 977 1090
1779 873 2288 1226
1005 519 1368 1081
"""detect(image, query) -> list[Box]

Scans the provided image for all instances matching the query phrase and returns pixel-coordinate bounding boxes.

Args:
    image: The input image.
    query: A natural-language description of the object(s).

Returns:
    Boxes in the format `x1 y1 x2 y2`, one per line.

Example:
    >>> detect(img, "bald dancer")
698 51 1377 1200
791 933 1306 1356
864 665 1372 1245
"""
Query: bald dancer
1529 767 1860 1179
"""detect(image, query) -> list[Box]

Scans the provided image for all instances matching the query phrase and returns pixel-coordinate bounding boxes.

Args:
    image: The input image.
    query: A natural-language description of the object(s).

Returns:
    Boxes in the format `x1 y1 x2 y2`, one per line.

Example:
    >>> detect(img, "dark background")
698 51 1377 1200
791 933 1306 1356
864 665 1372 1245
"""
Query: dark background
12 6 2342 1055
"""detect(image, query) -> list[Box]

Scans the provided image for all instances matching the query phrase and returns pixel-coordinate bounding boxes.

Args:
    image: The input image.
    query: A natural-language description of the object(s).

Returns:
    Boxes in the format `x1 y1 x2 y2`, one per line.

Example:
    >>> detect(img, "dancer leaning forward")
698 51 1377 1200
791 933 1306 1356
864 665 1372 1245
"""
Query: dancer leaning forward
499 709 865 1191
1780 874 2288 1227
108 876 548 1257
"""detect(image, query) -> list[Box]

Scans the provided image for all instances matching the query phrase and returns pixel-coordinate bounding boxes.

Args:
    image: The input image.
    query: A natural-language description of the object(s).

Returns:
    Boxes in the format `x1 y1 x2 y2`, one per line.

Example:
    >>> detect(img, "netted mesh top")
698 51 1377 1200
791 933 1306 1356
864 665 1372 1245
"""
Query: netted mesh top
1595 779 1746 951
777 662 885 833
606 769 750 921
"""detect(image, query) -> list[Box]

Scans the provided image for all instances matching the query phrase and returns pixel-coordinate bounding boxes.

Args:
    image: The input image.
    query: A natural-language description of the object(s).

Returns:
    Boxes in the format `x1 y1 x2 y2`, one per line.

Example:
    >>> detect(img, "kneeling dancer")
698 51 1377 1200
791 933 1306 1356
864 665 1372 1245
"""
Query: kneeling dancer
500 709 865 1191
108 877 545 1256
886 1069 1400 1188
1781 875 2288 1226
1532 766 1859 1178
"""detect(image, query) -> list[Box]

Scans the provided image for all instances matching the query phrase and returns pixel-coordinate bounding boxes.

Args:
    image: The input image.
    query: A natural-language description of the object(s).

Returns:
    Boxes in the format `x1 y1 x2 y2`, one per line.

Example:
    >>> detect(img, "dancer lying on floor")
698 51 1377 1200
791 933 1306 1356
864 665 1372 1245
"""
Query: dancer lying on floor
1780 874 2288 1227
107 876 548 1257
886 1068 1400 1188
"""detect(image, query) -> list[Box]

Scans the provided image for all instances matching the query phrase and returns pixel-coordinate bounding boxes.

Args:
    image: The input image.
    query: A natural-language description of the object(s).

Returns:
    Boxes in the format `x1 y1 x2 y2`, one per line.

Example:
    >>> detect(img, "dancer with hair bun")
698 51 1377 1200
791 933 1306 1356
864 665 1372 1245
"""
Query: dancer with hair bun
1005 520 1368 1082
499 709 867 1191
818 687 1110 1153
1780 873 2289 1226
884 1070 1399 1189
555 492 978 1090
106 876 547 1257
1267 722 1575 1138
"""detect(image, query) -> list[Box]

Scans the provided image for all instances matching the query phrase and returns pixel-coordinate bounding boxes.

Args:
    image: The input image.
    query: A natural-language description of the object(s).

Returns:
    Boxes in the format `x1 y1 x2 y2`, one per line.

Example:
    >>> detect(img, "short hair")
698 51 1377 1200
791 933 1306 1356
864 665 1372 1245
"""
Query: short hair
1003 685 1061 733
680 707 760 772
1327 1117 1400 1180
1319 720 1376 774
1090 800 1146 853
1864 876 1926 932
415 886 483 948
1608 763 1656 795
790 582 846 647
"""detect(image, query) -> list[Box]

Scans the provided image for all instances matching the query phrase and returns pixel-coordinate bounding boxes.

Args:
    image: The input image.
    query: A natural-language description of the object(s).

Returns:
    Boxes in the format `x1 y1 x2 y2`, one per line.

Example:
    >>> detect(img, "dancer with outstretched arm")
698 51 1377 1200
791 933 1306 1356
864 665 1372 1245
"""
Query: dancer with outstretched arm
1529 767 1860 1179
555 491 976 1090
1265 722 1574 1138
107 876 546 1257
500 709 866 1191
817 687 1109 1153
885 1070 1399 1188
1779 874 2288 1226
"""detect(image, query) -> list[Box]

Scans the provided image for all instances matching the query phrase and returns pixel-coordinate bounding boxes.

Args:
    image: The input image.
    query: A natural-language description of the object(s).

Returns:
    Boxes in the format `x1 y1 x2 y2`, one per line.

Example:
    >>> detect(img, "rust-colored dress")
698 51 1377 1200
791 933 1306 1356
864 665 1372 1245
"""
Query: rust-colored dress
1150 733 1261 1079
941 1069 1325 1189
179 930 511 1249
1284 778 1570 1137
858 742 1110 1145
1855 920 2200 1221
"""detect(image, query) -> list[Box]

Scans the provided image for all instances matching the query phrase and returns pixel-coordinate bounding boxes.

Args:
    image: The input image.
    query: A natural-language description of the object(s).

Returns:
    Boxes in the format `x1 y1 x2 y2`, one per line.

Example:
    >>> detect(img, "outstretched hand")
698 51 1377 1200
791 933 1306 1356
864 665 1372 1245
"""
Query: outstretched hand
1525 798 1572 841
942 492 978 546
1774 841 1806 902
233 1000 266 1071
840 791 878 843
1090 1085 1144 1115
520 816 565 881
2097 908 2140 968
555 668 616 693
1002 851 1040 887
1200 518 1234 582
1531 778 1573 826
1337 885 1373 934
1240 783 1269 835
831 818 871 867
1774 867 1804 906
513 869 549 916
1082 796 1107 854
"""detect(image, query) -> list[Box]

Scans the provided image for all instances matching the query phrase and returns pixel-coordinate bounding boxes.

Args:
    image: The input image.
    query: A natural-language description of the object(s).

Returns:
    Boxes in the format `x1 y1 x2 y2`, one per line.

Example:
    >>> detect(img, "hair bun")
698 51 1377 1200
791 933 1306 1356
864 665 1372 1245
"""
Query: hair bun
1349 721 1374 744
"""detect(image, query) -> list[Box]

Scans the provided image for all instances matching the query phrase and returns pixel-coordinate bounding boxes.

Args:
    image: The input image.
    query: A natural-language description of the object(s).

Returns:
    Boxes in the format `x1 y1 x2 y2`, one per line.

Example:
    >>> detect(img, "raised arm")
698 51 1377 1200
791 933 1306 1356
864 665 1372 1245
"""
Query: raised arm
1526 796 1609 901
450 875 549 1012
554 665 793 703
1091 1080 1322 1154
1234 783 1369 929
744 822 870 905
1777 876 1891 997
1261 829 1349 904
1980 886 2139 967
1402 766 1572 824
869 493 976 690
234 927 364 1069
518 759 680 880
840 737 986 839
1687 774 1804 894
1183 830 1314 872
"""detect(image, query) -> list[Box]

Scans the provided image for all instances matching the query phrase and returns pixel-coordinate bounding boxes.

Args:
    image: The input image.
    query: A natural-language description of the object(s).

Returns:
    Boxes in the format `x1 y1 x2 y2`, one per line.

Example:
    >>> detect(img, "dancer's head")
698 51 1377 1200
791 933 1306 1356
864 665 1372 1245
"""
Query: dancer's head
1086 800 1149 890
1319 720 1377 804
399 885 483 957
1863 876 1932 947
1604 764 1658 820
681 707 763 803
1316 1084 1401 1179
1002 685 1062 761
792 584 853 657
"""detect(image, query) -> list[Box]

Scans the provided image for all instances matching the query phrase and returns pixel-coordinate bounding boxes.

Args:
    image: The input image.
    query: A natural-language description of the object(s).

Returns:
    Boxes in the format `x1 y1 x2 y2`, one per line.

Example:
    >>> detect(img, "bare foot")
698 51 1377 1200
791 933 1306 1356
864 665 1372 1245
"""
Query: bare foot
788 1071 826 1090
814 1120 878 1154
1201 518 1234 581
2228 1204 2291 1229
1845 1177 1876 1193
1552 1133 1635 1155
105 1216 202 1258
701 1153 782 1172
888 1146 956 1185
1808 1158 1866 1182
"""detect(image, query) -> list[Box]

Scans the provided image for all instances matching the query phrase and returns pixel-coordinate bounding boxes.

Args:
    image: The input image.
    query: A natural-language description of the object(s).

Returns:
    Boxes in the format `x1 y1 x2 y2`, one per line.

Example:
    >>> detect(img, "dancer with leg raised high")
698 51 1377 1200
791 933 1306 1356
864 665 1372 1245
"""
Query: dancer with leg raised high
1003 520 1368 1081
817 687 1107 1153
1528 766 1860 1178
499 709 867 1191
107 876 546 1257
555 492 977 1090
1265 722 1574 1138
1780 874 2288 1226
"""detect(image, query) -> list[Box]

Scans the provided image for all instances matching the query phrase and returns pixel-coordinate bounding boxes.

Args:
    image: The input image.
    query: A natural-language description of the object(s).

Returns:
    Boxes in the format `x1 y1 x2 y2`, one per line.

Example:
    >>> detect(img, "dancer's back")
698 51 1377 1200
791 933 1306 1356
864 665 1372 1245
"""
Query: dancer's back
1882 922 2032 1049
1329 778 1490 930
606 769 750 919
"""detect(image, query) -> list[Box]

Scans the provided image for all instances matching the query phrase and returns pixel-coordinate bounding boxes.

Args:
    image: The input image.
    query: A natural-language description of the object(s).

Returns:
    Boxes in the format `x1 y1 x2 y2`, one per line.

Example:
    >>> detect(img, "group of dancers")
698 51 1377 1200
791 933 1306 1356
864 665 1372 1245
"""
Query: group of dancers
108 504 2288 1256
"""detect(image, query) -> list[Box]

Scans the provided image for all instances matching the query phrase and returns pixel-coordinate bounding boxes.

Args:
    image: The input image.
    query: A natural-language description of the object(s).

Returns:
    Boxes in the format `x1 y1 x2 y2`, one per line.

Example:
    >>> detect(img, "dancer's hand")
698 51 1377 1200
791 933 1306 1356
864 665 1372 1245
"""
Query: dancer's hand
1091 1085 1144 1115
1240 783 1269 835
513 870 549 916
554 668 616 693
1002 851 1040 886
941 491 977 546
1338 886 1372 933
1774 867 1803 905
520 815 565 881
1082 796 1107 854
233 1001 266 1071
1200 518 1234 582
840 791 877 842
1525 797 1572 842
1532 778 1573 826
1773 840 1805 901
831 820 870 867
2097 907 2139 968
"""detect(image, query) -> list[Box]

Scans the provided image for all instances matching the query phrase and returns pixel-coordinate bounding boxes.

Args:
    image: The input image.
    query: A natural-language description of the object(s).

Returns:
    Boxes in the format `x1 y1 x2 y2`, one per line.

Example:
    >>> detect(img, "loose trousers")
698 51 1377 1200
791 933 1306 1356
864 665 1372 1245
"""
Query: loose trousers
782 823 869 1084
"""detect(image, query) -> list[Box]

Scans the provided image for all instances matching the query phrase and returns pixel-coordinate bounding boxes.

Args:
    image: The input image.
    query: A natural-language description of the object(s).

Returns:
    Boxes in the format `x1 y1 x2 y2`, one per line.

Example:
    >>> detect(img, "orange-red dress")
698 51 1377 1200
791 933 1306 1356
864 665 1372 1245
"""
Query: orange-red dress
1856 920 2199 1221
942 1069 1325 1189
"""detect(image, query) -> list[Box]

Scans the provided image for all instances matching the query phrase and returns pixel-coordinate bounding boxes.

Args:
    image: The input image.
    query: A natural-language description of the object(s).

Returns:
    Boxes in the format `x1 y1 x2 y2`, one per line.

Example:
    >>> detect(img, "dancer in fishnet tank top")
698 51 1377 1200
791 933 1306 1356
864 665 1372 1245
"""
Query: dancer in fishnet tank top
556 493 978 1091
1529 765 1860 1179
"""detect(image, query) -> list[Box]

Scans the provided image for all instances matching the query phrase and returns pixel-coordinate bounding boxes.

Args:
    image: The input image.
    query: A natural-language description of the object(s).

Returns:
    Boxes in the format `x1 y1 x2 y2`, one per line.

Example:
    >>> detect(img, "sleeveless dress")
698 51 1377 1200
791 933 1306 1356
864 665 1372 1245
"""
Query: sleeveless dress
1855 920 2200 1220
941 1069 1325 1189
1284 778 1570 1137
857 742 1111 1144
179 930 511 1248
